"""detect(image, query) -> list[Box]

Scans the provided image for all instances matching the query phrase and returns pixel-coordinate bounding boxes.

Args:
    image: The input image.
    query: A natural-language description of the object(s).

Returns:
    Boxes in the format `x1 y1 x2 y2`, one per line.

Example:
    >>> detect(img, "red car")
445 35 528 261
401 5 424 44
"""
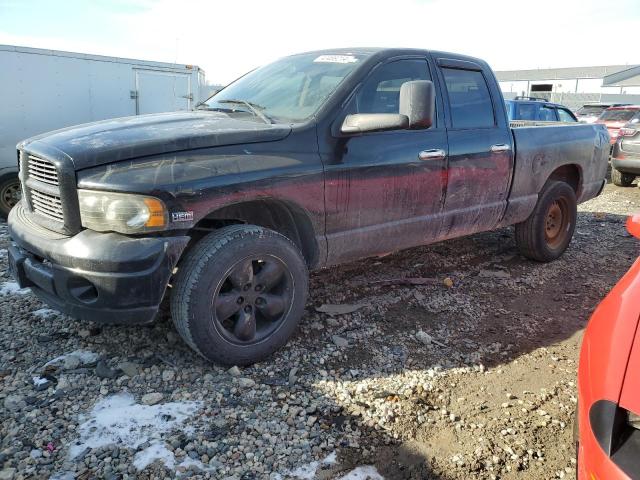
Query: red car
577 213 640 479
596 106 640 144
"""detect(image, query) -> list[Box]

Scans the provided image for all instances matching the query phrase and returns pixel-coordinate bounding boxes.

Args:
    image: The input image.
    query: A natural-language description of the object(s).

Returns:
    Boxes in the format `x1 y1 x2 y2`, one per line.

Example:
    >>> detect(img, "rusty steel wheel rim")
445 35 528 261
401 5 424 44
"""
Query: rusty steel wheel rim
544 198 569 248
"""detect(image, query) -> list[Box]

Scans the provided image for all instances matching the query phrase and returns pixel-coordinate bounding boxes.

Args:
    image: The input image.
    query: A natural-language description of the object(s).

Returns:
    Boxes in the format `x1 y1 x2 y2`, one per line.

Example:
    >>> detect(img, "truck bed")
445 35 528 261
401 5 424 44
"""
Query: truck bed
498 122 610 227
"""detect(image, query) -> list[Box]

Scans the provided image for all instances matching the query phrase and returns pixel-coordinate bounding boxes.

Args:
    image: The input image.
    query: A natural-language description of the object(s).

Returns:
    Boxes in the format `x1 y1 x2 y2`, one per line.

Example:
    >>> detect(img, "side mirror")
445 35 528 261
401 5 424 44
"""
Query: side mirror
340 80 435 134
341 113 409 134
399 80 435 129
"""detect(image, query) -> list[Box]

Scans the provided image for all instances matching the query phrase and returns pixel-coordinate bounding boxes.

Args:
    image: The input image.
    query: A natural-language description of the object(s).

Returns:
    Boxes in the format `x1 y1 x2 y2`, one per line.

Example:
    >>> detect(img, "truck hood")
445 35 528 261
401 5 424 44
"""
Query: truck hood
19 111 292 170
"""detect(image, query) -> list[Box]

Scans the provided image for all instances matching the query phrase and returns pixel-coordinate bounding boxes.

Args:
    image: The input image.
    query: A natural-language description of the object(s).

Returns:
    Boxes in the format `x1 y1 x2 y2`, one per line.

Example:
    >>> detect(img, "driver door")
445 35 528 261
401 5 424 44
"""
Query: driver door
323 57 448 265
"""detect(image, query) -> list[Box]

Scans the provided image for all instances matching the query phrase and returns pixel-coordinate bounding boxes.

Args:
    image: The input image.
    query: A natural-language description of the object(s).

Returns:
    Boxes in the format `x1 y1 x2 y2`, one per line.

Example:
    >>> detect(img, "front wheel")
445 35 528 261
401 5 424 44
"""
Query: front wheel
515 181 577 262
611 167 635 187
170 225 309 365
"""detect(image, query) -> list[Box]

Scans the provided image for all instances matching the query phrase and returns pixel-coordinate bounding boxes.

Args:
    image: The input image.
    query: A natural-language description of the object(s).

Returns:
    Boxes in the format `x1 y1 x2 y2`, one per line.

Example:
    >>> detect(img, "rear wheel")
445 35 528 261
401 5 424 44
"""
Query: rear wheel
515 181 577 262
0 175 21 218
170 225 308 365
611 167 635 187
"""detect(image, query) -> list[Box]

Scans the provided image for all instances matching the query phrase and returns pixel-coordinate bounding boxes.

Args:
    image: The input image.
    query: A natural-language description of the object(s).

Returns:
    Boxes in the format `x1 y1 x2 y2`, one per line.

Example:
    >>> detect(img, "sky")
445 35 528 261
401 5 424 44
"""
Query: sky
1 0 639 85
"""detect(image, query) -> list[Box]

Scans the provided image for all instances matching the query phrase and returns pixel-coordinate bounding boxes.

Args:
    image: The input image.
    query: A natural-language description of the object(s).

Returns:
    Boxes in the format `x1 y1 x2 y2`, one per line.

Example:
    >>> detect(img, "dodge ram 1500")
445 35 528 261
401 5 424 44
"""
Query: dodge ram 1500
8 48 610 364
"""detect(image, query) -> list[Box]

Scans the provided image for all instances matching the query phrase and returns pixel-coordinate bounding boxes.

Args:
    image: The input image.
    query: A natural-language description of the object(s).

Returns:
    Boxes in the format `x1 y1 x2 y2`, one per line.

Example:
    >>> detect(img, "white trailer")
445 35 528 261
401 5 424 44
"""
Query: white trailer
0 44 207 215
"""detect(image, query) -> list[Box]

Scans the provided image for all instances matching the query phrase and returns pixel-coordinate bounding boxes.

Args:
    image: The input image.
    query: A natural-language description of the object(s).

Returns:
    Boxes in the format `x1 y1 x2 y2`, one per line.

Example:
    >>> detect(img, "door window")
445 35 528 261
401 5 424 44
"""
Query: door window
356 59 430 115
515 103 537 120
557 108 576 122
442 68 495 129
539 106 558 121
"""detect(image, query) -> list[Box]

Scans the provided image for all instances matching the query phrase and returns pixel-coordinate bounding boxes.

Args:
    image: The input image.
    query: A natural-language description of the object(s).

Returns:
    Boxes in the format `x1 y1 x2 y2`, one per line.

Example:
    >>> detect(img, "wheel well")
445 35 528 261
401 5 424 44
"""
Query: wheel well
548 164 581 195
192 199 319 268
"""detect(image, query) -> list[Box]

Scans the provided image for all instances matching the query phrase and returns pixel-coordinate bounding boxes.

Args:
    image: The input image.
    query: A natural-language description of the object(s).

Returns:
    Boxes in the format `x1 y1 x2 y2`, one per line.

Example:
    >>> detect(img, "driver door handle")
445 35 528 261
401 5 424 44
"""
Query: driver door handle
418 149 446 161
490 144 511 152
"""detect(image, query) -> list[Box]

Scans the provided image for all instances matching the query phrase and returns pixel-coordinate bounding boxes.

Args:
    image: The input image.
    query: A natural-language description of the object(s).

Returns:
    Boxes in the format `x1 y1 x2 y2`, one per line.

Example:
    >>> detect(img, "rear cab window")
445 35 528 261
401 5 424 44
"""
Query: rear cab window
441 68 495 129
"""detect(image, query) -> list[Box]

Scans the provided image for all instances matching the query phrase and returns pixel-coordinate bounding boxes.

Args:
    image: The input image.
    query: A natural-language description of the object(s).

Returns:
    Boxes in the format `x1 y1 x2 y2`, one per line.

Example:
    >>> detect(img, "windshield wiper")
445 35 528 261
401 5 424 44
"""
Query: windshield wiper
217 99 273 124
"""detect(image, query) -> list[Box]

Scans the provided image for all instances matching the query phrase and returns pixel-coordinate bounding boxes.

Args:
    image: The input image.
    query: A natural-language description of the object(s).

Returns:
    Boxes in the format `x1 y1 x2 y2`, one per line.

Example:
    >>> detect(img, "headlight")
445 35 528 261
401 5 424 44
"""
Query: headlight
78 190 168 234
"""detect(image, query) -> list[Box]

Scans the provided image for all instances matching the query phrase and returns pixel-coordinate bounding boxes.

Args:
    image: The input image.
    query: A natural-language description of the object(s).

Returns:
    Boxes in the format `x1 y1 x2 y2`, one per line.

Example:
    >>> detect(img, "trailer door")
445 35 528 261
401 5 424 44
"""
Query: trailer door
135 69 192 114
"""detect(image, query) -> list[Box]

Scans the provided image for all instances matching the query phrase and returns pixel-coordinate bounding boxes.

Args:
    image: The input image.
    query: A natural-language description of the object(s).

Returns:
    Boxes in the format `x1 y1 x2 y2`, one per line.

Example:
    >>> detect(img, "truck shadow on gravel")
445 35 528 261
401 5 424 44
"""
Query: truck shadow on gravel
281 208 637 479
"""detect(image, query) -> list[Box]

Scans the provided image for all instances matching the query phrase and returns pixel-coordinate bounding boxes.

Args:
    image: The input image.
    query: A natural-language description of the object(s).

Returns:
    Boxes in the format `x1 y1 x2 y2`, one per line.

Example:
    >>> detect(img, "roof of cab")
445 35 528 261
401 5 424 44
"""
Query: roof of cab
288 47 488 66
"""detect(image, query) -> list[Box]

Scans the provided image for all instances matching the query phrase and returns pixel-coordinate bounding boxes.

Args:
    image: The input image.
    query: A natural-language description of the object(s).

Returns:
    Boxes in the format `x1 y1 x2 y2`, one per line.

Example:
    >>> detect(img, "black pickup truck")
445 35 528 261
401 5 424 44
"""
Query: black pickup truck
8 48 610 365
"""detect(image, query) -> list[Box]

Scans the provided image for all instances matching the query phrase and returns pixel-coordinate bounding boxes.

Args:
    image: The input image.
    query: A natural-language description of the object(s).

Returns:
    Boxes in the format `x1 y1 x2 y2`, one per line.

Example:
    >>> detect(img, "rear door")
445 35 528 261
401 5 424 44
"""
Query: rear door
436 58 513 238
135 69 191 114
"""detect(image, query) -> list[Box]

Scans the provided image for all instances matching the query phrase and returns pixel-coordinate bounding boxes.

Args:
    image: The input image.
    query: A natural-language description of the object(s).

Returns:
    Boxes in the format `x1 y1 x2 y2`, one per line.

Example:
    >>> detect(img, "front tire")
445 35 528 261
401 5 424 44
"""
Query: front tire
611 167 635 187
170 225 308 365
515 181 577 262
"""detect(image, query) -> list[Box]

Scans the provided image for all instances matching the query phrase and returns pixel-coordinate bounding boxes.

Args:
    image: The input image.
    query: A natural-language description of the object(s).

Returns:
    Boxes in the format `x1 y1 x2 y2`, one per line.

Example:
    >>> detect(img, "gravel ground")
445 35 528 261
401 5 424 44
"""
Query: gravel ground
1 177 639 480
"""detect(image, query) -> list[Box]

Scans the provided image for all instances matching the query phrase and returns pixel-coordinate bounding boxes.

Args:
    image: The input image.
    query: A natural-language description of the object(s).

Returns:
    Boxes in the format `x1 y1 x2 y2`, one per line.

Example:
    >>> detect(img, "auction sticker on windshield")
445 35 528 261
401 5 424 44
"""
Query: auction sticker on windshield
313 55 358 64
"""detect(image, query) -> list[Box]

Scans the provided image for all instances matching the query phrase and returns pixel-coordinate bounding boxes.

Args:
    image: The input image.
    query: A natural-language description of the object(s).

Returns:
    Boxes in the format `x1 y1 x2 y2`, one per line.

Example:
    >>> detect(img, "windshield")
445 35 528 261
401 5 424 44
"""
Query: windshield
599 109 639 122
201 53 365 123
577 105 607 116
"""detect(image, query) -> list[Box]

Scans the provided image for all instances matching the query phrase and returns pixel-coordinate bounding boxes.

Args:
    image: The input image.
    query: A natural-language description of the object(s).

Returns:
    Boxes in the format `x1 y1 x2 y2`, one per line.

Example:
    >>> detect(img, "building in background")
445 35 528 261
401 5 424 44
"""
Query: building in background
495 64 640 110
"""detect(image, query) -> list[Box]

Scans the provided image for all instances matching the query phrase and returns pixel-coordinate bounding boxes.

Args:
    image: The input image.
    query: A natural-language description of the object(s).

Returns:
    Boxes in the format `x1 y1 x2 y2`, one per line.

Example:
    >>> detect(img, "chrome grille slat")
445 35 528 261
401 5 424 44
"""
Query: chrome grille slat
27 155 59 186
30 191 62 207
22 154 65 223
31 193 63 210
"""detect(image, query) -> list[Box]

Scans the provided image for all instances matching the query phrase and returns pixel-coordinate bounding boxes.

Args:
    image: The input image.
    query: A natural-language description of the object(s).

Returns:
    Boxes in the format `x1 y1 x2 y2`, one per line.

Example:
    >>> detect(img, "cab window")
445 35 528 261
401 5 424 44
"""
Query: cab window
538 106 558 121
442 68 495 129
557 108 576 122
356 59 430 115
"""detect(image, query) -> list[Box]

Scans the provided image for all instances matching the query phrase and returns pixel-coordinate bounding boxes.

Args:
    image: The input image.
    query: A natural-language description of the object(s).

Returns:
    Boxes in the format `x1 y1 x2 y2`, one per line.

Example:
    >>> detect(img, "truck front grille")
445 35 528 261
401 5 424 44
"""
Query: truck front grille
30 190 64 221
27 155 59 185
21 153 66 225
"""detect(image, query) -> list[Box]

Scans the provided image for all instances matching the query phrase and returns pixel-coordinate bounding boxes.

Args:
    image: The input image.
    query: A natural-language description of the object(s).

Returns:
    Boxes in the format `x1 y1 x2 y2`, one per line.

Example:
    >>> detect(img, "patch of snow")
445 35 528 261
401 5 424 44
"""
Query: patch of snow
337 466 384 480
33 308 57 318
280 451 338 479
0 281 30 296
0 248 7 258
32 376 49 386
50 472 75 480
133 441 214 474
44 350 99 369
133 442 176 470
69 392 201 460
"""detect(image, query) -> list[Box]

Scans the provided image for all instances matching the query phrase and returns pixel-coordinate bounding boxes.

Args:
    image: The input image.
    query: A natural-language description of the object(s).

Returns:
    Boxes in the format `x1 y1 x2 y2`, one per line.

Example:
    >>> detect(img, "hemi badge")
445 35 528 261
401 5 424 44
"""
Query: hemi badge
171 211 194 222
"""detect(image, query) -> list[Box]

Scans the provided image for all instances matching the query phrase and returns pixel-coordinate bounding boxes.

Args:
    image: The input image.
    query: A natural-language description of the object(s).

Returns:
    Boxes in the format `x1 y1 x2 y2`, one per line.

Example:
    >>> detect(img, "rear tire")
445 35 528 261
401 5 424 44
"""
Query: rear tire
515 181 577 262
611 167 635 187
170 225 308 365
0 175 21 218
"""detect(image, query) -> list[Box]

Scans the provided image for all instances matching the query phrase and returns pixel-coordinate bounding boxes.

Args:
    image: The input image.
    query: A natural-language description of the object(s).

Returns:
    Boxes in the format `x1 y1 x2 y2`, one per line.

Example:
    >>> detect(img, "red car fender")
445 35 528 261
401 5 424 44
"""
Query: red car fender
618 215 640 416
578 213 640 479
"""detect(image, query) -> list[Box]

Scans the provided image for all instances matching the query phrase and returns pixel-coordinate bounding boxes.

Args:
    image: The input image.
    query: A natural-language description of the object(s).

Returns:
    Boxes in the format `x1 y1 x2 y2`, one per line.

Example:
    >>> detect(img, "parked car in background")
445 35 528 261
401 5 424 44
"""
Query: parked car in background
596 106 640 145
577 213 640 480
505 97 577 122
611 121 640 186
575 103 630 124
0 44 208 217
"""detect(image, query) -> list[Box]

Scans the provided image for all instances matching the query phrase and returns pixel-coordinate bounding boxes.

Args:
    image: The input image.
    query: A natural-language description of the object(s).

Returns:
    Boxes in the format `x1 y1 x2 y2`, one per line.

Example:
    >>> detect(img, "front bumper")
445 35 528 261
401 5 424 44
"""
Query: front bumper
612 157 640 176
8 202 189 324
